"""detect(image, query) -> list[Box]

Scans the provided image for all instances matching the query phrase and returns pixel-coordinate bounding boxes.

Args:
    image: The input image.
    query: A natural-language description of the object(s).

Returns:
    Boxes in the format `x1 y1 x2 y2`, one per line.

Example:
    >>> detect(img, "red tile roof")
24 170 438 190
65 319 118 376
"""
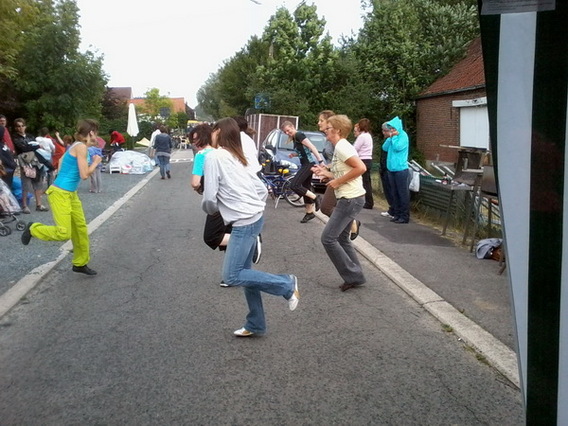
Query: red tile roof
108 87 132 100
130 97 187 114
419 37 485 98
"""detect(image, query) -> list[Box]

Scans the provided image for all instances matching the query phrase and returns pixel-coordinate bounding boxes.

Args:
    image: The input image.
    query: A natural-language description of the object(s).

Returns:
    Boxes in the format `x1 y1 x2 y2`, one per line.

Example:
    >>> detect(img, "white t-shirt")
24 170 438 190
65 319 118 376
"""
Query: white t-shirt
331 139 366 199
240 132 261 173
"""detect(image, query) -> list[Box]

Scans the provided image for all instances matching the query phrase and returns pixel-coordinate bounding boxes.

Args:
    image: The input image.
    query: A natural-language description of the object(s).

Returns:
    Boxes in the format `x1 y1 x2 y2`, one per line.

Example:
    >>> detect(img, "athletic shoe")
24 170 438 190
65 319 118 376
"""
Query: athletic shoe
72 265 97 276
314 195 321 212
300 213 316 223
350 220 361 241
381 211 393 218
234 327 254 337
220 281 232 287
22 206 31 214
288 275 299 311
21 222 34 245
252 234 262 264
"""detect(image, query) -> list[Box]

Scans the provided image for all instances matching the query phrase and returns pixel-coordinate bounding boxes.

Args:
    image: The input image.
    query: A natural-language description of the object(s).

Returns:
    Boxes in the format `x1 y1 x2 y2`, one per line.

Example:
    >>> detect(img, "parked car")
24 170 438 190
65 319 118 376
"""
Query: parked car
259 128 328 193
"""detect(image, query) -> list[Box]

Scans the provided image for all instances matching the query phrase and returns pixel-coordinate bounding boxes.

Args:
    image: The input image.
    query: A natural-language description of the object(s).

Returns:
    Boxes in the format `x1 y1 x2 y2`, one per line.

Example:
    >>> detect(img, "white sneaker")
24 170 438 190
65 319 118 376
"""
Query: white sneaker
288 275 299 311
380 211 393 218
252 234 262 264
234 327 254 337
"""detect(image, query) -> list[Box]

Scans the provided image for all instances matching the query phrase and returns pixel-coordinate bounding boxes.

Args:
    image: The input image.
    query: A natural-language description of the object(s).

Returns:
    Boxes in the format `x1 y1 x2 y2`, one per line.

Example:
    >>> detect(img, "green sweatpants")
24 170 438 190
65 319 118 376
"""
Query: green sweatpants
31 185 90 267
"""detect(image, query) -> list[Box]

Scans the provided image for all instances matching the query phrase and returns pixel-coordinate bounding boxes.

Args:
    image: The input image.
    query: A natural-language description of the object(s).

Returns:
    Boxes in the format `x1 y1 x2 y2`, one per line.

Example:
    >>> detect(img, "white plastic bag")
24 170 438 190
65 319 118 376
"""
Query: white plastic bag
409 170 420 192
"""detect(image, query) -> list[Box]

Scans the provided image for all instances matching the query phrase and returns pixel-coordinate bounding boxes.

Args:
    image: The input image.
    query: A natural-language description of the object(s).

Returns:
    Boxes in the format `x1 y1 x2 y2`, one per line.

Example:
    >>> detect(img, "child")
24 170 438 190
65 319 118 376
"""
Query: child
88 143 103 193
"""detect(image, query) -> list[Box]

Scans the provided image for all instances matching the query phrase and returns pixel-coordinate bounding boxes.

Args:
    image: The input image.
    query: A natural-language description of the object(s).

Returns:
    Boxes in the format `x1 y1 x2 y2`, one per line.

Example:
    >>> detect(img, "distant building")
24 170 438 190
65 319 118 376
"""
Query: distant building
107 87 132 103
130 97 190 116
106 87 195 120
415 37 488 165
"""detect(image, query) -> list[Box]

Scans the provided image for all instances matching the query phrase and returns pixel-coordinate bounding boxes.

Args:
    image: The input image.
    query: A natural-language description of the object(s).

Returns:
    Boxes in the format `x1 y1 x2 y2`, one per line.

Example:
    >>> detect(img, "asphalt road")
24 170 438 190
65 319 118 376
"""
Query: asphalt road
0 154 523 424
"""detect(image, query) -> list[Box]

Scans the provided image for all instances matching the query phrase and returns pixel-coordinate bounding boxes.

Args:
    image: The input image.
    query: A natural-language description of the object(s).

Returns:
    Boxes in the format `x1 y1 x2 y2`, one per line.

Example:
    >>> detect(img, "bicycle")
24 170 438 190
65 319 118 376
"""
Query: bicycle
258 161 304 208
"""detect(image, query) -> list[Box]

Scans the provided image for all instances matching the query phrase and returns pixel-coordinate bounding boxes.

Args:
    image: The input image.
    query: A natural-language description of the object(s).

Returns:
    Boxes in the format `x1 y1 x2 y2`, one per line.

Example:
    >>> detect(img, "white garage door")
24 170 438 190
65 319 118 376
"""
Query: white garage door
459 104 490 150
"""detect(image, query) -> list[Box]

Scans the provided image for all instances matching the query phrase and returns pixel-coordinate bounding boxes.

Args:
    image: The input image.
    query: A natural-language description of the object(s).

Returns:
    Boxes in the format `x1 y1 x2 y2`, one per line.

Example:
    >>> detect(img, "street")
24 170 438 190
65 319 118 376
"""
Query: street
0 152 523 424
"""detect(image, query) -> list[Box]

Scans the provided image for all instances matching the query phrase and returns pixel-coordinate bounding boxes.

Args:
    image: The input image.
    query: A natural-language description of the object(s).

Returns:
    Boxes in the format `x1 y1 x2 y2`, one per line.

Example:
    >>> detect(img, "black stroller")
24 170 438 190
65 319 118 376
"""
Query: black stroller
0 179 26 236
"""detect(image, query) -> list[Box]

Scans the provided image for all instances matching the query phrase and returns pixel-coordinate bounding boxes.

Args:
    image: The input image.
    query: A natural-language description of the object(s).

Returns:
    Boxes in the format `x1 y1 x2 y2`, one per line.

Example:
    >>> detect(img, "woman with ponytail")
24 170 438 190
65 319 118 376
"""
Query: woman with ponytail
21 119 102 276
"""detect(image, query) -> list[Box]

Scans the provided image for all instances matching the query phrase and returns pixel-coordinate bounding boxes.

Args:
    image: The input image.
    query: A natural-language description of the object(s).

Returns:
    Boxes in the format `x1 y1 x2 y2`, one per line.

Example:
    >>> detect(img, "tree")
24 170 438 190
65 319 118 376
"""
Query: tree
141 88 174 121
12 0 107 131
0 0 41 112
197 71 223 120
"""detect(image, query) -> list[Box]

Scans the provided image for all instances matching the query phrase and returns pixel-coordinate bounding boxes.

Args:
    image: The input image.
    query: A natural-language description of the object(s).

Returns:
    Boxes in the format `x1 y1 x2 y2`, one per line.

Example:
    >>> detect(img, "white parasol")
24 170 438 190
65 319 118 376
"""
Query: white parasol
126 103 139 138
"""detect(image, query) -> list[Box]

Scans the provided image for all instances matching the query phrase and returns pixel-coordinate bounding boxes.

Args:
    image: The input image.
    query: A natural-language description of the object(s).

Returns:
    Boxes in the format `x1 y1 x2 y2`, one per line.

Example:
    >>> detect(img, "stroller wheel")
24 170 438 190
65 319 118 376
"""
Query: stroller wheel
0 226 10 237
16 221 26 231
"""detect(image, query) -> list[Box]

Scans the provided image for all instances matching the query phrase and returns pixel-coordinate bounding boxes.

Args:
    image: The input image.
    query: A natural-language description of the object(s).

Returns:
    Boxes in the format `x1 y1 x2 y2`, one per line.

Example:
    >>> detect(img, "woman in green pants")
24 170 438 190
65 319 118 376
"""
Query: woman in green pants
21 119 102 275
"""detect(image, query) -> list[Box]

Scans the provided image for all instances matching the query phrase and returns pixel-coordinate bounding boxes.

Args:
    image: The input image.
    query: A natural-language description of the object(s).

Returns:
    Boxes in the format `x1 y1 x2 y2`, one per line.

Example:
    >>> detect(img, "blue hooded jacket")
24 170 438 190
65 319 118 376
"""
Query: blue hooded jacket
382 116 409 172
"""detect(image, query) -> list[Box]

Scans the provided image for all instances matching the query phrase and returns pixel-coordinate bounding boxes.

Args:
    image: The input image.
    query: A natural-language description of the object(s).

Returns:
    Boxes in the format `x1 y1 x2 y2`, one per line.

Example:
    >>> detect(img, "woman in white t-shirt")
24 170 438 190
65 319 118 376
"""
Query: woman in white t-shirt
312 114 367 292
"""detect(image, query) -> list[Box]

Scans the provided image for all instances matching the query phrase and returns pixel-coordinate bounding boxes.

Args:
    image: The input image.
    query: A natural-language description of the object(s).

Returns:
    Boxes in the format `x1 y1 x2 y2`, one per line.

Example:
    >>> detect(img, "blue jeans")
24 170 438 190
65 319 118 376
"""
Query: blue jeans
321 196 366 285
388 169 410 222
222 216 295 334
156 155 171 177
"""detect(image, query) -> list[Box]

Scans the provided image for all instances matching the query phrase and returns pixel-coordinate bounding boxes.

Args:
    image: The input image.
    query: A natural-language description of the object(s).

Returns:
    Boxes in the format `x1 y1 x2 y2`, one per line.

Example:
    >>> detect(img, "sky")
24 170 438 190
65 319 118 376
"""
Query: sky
75 0 368 108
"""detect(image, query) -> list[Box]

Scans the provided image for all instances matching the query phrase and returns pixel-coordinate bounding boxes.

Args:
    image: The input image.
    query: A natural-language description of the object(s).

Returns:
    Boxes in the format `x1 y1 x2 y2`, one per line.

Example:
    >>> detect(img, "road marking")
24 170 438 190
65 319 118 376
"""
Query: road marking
0 167 160 320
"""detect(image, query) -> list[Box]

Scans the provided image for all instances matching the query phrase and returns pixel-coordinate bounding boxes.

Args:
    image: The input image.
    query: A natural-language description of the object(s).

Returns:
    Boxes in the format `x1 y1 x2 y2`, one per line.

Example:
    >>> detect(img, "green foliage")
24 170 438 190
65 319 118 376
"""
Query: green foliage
350 0 479 137
196 0 480 146
141 88 174 120
3 0 107 132
170 111 189 130
0 0 41 111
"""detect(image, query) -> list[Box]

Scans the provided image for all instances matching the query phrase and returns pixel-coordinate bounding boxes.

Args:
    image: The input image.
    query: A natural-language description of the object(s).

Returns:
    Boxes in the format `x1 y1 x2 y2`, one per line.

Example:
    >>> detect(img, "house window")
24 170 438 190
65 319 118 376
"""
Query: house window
452 97 490 150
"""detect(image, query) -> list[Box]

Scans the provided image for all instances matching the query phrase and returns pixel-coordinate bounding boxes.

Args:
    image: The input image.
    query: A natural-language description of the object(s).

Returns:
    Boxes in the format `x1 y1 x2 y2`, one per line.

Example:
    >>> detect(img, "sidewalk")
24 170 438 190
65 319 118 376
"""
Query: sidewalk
315 206 519 387
0 151 519 387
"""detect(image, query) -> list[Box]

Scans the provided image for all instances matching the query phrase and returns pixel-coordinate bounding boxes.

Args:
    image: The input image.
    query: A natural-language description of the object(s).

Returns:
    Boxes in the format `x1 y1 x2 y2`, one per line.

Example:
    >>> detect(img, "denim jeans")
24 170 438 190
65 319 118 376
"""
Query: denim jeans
388 169 410 222
321 196 366 285
156 155 171 177
380 171 395 215
222 216 295 334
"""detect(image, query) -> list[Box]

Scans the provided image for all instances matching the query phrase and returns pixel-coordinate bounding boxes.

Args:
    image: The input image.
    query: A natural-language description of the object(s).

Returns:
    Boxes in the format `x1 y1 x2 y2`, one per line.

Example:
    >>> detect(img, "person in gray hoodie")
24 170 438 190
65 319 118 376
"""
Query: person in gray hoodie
202 117 299 337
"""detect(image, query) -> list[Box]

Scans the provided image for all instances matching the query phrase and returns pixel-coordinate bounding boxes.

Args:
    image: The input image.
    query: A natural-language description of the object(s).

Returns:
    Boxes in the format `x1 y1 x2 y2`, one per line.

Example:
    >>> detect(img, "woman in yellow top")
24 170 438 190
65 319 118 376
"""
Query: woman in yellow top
21 119 102 276
312 114 367 291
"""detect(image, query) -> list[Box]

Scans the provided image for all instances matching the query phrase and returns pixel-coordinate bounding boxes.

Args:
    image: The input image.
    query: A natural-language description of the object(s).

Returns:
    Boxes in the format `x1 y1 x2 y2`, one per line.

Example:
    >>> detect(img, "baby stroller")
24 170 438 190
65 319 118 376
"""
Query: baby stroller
0 179 26 236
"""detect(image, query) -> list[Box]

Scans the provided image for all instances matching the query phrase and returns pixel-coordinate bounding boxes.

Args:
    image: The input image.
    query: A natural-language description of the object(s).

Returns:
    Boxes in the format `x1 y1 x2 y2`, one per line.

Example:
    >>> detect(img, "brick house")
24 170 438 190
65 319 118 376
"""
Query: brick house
107 88 194 119
415 37 488 166
129 97 191 116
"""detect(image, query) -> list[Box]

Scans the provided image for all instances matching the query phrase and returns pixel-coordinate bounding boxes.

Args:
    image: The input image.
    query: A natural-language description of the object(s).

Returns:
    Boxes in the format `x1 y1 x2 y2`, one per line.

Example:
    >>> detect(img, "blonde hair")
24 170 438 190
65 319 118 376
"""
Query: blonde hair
326 115 352 139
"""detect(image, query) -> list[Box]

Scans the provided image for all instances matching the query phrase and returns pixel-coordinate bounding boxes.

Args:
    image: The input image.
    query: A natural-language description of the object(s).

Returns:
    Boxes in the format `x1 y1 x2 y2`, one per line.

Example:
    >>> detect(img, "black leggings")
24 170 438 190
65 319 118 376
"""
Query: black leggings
203 212 232 250
289 162 315 204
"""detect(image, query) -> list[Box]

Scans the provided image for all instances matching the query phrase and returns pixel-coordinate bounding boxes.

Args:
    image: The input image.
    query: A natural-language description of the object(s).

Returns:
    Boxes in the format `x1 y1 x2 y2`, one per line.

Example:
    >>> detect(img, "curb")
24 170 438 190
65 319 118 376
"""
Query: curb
315 211 520 388
0 166 160 320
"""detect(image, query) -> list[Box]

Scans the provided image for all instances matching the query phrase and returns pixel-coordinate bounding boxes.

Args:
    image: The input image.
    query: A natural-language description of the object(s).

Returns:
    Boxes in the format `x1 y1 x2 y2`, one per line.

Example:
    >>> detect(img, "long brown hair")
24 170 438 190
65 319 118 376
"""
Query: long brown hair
74 119 99 142
212 118 247 166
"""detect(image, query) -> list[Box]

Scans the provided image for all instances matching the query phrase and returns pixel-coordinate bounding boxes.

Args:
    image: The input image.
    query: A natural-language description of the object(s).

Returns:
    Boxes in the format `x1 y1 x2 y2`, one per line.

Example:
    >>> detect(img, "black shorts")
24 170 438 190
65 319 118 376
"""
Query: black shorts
203 212 232 250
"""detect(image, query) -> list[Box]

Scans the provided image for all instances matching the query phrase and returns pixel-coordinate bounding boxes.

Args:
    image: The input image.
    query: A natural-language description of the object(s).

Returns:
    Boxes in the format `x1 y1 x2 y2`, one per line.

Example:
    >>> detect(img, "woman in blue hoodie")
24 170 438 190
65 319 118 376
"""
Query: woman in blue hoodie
382 116 410 223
